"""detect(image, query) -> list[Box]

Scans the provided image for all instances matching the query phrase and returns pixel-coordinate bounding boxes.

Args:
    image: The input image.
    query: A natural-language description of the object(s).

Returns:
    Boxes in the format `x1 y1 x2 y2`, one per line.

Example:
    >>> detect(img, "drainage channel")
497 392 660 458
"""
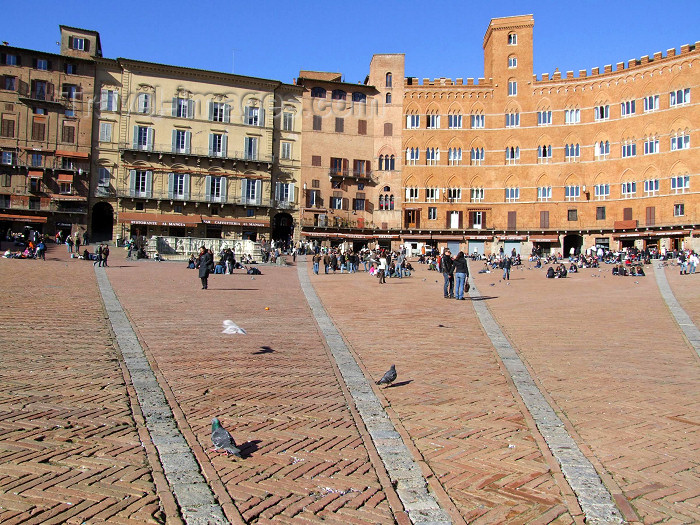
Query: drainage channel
652 263 700 357
95 266 228 525
466 264 624 524
297 260 452 525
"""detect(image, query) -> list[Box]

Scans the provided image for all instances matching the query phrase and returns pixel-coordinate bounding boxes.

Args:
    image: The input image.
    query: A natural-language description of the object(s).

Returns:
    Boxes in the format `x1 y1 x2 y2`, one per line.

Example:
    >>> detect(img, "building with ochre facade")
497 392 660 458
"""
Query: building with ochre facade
400 15 698 256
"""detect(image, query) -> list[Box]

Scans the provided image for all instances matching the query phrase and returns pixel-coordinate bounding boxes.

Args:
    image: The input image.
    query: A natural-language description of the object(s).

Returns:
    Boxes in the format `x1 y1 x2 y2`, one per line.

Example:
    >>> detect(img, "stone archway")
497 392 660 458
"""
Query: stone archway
91 202 114 242
272 212 294 249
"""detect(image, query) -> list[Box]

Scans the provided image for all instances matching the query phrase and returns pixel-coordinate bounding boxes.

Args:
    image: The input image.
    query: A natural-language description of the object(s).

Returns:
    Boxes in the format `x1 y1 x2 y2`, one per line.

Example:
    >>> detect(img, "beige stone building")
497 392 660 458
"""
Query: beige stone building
401 14 699 255
90 58 303 248
297 54 405 250
0 26 98 239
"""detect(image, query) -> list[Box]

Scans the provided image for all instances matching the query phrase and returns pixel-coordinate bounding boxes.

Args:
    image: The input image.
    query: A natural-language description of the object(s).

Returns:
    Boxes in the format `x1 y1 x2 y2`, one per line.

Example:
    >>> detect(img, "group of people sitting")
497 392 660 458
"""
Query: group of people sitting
545 264 570 278
3 238 47 260
612 264 646 276
187 248 259 274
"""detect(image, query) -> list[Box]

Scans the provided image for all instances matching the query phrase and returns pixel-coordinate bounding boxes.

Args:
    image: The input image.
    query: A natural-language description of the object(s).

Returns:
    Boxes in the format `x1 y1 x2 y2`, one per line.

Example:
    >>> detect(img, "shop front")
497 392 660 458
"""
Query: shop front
465 234 493 257
529 234 560 255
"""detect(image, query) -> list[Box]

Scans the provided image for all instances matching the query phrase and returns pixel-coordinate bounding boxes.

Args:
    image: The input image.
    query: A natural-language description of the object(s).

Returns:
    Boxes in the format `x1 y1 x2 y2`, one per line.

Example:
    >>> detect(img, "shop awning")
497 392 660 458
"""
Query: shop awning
529 234 560 242
28 170 43 179
339 233 374 239
0 213 47 223
57 173 74 183
118 211 202 227
464 235 493 240
375 234 400 240
402 234 431 240
201 216 270 227
614 230 689 239
55 150 89 159
500 235 527 241
50 194 87 201
432 234 464 241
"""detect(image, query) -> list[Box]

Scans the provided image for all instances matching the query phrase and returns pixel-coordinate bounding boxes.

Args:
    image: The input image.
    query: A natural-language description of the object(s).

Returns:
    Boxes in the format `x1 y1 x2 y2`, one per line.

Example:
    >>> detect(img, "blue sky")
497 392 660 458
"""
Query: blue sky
4 1 699 84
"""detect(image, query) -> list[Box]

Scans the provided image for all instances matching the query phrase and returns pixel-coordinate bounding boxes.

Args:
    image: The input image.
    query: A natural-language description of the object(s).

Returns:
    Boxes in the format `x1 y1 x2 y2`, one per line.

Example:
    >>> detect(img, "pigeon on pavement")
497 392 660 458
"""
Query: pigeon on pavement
211 418 241 457
222 320 247 334
376 364 397 387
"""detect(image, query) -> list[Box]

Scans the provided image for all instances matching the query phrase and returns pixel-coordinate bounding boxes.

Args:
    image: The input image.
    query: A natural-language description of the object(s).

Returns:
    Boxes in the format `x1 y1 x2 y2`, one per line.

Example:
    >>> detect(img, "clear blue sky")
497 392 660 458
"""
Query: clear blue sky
4 1 699 84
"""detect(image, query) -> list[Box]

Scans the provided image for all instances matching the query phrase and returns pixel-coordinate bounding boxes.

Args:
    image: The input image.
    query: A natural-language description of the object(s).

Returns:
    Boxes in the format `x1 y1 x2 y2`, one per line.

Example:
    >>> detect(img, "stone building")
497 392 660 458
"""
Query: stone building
0 26 98 240
91 58 303 248
400 14 699 255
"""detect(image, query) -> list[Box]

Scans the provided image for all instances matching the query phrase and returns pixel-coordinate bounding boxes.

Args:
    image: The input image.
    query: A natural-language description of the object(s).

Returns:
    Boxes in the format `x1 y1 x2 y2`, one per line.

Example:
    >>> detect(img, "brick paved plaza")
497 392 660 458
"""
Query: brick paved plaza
0 244 698 524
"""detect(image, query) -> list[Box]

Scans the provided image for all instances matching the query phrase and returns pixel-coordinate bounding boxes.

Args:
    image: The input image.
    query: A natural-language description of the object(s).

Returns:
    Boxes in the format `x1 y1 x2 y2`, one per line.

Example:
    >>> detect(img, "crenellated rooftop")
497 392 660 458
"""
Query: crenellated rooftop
404 77 493 88
534 41 699 83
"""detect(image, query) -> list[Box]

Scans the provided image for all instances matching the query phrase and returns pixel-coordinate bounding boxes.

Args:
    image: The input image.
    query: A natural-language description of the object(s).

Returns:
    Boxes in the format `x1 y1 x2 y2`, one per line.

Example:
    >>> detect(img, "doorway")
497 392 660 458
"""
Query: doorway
91 202 114 242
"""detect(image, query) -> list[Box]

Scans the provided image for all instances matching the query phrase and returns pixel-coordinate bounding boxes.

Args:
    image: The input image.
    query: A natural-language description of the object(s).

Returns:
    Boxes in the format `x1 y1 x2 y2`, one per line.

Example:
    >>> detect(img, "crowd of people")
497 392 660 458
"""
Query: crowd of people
310 247 415 282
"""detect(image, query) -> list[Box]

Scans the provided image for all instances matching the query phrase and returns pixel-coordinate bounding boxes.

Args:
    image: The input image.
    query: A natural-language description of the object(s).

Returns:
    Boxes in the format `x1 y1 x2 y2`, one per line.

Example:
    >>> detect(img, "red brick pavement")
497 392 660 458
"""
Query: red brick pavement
105 255 396 524
662 265 700 327
307 264 578 524
472 262 700 524
0 245 163 524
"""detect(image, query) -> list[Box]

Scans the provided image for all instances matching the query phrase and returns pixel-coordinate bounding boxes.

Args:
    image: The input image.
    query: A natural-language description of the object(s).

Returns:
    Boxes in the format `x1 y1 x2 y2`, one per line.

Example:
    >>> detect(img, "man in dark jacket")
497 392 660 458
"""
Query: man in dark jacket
440 249 454 298
197 246 213 289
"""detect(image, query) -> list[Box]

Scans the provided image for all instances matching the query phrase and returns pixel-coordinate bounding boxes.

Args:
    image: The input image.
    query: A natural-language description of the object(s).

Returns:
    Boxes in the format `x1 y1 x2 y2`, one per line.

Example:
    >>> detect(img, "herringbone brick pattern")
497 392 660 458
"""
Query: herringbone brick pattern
478 264 700 524
106 259 395 523
0 248 162 524
309 266 575 524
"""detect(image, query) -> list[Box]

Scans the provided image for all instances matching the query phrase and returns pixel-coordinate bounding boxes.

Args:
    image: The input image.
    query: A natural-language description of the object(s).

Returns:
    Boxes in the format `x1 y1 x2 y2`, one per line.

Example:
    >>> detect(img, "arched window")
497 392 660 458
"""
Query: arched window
379 195 385 210
389 195 395 210
352 92 366 102
386 93 392 104
383 185 391 192
386 72 392 87
389 155 395 170
508 33 517 45
378 155 384 171
311 87 326 98
331 89 346 100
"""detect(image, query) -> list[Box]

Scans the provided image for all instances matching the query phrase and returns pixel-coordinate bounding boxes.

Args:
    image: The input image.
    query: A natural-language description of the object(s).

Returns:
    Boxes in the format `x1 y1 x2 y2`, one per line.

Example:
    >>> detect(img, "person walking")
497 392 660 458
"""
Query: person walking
102 244 110 266
503 255 512 280
312 252 321 275
74 232 81 254
197 246 213 289
440 249 454 298
378 251 387 284
67 234 74 253
93 244 103 267
453 251 468 300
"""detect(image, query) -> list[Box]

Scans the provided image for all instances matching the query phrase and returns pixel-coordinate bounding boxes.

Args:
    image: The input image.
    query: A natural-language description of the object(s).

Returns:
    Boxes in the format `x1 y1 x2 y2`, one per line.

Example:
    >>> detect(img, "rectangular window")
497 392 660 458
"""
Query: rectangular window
508 81 517 96
4 54 18 65
428 207 437 220
281 141 292 160
621 142 637 158
353 197 365 211
472 211 483 229
1 151 14 165
505 187 520 202
358 119 367 135
425 187 439 202
644 138 659 155
210 176 223 201
311 155 321 167
471 188 484 202
594 184 610 200
174 98 193 118
568 209 578 221
172 173 185 198
623 207 633 221
335 117 344 133
674 203 684 216
0 117 15 138
565 185 580 201
312 115 322 131
507 211 517 230
405 187 419 202
406 114 420 129
135 126 153 151
62 124 75 143
62 157 75 170
540 211 549 228
537 110 552 126
99 122 112 142
276 182 293 203
0 194 9 208
537 186 552 201
32 120 45 141
3 75 17 91
36 58 48 70
596 206 606 220
173 129 189 153
1 174 10 187
426 114 440 129
71 37 85 50
31 153 42 167
330 196 343 209
670 175 690 193
132 170 149 197
244 106 259 126
283 111 294 131
98 167 110 187
643 95 659 112
621 181 637 197
594 105 610 121
62 84 79 100
670 133 690 151
448 114 462 129
470 114 485 128
644 179 659 195
383 122 392 136
59 182 72 194
210 133 225 157
65 63 77 74
669 88 690 107
244 136 258 160
620 100 636 117
505 113 520 127
137 93 151 114
508 56 517 68
100 89 118 111
565 109 580 124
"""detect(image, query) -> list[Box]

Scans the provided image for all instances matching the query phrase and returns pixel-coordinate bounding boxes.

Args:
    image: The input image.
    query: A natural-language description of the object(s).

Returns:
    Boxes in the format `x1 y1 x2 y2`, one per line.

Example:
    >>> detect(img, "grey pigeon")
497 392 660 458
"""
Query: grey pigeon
376 364 396 386
211 418 241 457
